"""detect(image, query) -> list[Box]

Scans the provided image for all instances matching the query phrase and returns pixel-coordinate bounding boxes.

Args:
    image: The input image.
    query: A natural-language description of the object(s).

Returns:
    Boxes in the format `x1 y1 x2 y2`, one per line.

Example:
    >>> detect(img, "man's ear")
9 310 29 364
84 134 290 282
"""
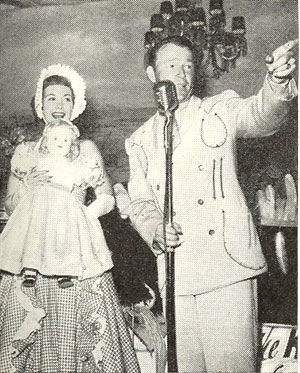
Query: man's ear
146 66 156 83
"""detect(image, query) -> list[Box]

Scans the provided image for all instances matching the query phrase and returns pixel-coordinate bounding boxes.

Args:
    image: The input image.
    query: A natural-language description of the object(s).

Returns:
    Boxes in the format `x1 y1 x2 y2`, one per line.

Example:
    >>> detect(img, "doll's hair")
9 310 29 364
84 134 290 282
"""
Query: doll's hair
39 119 80 160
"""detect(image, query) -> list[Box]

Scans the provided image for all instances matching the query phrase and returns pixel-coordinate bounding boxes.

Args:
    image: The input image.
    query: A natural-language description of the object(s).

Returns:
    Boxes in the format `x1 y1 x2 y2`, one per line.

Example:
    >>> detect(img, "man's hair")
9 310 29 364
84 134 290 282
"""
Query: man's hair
42 75 75 103
146 36 194 69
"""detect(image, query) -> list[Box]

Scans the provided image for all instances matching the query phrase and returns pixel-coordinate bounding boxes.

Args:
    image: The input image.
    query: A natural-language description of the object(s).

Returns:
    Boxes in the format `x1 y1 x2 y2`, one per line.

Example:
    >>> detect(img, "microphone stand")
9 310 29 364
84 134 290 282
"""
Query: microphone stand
163 110 178 373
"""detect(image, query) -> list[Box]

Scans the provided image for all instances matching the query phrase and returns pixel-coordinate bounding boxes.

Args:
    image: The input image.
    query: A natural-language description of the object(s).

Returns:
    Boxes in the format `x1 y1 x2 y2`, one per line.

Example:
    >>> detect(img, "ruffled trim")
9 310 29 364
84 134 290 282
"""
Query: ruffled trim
74 155 104 189
10 139 104 191
10 278 46 372
0 273 139 373
77 275 141 373
76 278 109 372
10 142 37 178
35 64 86 122
12 279 46 342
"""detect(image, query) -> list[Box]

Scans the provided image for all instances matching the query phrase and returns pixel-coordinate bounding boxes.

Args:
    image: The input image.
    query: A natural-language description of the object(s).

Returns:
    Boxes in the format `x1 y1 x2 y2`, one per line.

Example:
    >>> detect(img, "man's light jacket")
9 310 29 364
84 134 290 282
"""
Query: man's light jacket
125 76 297 296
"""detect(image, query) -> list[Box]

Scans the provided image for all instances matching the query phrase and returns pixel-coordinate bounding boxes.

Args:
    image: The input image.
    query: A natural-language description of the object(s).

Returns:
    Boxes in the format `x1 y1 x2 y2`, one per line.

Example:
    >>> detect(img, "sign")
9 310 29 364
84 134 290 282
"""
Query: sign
261 323 297 372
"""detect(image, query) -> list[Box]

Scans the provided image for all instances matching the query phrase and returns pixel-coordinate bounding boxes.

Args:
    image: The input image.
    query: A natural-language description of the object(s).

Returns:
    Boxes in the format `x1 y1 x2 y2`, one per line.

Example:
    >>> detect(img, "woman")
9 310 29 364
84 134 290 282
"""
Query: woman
0 64 140 373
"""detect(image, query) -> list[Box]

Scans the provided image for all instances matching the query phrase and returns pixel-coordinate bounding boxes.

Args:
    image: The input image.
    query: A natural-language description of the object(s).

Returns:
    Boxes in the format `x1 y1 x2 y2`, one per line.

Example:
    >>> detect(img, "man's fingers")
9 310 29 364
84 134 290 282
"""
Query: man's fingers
267 52 293 71
282 39 298 52
172 222 183 235
272 39 298 60
267 39 298 76
273 63 297 78
161 229 181 242
155 221 183 249
156 235 181 248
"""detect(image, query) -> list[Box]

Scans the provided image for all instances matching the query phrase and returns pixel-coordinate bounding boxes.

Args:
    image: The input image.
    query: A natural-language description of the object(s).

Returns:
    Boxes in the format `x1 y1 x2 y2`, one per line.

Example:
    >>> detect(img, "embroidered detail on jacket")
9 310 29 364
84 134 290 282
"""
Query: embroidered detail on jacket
200 113 228 148
222 210 266 270
212 159 216 200
220 157 225 199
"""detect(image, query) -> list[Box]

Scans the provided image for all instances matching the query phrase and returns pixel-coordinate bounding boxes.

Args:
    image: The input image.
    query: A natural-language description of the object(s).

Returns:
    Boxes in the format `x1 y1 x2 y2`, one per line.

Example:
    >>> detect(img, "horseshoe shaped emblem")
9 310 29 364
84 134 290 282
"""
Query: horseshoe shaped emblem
200 112 228 148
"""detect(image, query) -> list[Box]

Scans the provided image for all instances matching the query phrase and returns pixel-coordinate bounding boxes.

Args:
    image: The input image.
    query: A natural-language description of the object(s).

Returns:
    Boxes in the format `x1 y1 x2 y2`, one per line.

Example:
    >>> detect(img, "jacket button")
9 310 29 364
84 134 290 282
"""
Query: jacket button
156 184 160 191
198 165 204 171
198 199 204 205
209 229 215 235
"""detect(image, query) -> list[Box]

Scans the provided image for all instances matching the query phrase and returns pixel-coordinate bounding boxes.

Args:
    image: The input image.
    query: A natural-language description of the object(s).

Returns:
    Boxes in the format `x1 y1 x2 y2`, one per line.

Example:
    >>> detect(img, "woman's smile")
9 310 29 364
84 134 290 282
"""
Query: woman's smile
42 85 74 123
52 112 66 119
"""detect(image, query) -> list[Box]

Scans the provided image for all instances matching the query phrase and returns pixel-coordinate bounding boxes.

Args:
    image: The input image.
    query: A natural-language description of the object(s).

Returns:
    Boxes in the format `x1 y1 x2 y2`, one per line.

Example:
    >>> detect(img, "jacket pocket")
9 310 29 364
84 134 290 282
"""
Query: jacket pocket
222 209 266 270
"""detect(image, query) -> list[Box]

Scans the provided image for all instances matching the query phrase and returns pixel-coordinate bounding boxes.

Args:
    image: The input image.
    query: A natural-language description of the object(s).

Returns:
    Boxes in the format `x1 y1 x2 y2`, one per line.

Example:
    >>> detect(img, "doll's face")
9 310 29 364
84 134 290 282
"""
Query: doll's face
46 127 73 157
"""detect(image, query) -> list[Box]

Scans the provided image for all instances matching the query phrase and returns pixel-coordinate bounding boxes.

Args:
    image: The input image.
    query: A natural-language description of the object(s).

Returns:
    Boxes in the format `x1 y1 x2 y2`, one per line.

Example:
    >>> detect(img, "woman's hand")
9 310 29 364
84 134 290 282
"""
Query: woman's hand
25 167 51 187
5 168 51 216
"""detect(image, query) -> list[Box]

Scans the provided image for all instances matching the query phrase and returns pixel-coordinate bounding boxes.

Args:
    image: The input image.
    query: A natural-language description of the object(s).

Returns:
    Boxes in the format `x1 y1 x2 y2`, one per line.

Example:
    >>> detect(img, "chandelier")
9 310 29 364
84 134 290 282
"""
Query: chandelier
144 0 247 79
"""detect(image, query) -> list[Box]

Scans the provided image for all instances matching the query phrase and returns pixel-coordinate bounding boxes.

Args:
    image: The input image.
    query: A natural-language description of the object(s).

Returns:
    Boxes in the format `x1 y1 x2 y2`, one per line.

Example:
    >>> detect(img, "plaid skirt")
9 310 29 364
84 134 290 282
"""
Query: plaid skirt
0 271 140 373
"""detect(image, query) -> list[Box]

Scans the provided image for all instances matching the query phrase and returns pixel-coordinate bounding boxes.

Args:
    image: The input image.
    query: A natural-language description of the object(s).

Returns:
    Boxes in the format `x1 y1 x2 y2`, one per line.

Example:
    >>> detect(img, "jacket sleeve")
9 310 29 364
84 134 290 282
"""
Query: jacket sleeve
226 75 297 138
125 135 164 255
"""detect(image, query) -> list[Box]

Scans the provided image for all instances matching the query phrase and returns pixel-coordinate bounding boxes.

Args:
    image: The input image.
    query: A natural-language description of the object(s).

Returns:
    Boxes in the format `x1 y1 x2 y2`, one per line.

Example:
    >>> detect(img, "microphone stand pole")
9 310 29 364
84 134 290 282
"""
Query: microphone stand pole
163 110 178 373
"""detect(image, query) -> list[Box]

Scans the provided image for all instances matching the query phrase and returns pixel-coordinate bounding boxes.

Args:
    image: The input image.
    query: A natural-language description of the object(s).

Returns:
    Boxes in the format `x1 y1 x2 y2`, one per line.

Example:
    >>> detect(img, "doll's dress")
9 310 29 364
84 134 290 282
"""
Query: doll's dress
0 142 113 279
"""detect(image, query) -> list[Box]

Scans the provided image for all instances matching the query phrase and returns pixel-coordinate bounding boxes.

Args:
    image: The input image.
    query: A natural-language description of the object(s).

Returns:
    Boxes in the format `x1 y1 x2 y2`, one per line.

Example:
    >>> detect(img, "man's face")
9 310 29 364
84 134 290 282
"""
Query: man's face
153 43 195 104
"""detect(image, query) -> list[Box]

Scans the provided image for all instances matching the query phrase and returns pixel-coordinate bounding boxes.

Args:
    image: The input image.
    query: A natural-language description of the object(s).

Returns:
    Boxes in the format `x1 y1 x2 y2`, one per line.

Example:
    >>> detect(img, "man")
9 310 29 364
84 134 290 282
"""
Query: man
125 36 297 372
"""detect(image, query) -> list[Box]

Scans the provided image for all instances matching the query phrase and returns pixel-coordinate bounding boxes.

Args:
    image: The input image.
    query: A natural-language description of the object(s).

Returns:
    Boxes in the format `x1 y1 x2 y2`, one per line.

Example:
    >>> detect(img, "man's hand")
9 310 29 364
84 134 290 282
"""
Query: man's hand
265 39 298 82
153 221 183 251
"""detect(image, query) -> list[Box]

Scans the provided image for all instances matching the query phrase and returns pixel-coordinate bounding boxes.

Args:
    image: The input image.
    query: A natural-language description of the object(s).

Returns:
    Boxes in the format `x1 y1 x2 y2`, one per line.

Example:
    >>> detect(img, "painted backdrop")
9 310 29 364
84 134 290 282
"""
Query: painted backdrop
0 0 298 205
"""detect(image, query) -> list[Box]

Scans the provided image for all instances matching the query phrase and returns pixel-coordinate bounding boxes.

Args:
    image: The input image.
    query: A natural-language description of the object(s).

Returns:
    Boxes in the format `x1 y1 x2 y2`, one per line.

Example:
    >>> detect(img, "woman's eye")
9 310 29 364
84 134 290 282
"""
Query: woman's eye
170 64 175 69
64 139 68 142
65 97 72 102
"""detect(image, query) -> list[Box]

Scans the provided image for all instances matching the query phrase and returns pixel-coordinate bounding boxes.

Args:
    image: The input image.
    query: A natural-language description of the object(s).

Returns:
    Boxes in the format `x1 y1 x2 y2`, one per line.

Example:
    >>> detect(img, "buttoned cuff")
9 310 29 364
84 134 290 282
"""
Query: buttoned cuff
266 74 298 101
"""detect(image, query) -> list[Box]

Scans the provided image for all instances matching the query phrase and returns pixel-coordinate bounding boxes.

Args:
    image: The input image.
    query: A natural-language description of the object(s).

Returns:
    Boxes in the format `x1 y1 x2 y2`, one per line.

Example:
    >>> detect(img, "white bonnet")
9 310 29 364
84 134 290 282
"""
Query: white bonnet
34 64 87 121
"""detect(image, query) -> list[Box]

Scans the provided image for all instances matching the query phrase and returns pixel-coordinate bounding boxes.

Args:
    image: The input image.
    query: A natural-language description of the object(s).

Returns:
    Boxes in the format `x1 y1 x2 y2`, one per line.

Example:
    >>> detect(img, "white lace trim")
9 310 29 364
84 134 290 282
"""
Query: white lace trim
35 64 86 121
10 278 46 357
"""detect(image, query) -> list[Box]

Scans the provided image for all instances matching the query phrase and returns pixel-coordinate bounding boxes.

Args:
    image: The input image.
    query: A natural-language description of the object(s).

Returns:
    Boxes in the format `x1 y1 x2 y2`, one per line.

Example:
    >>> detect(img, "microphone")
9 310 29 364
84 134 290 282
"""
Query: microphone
153 80 179 114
